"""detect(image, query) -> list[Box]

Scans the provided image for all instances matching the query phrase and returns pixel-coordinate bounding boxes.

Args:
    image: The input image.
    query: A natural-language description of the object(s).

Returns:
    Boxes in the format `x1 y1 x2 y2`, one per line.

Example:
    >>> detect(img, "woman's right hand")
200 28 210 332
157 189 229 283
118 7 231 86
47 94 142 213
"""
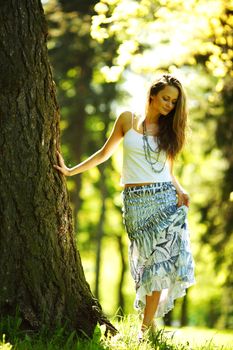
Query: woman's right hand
53 150 71 176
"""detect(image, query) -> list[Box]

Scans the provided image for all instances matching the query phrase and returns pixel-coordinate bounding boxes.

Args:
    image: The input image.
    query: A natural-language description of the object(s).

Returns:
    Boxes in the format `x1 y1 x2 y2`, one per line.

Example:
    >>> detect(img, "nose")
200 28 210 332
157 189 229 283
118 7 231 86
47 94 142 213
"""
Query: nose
166 101 173 110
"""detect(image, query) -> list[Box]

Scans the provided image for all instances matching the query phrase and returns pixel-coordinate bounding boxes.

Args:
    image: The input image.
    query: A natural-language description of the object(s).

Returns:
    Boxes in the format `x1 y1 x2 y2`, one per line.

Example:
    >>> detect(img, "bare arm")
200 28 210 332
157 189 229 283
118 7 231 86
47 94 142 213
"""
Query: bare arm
168 158 190 207
54 112 125 176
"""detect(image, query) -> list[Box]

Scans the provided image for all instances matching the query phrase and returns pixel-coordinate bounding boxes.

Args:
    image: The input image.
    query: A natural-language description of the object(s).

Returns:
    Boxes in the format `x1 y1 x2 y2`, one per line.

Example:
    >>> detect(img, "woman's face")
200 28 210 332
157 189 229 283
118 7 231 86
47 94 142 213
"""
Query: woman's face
150 85 179 116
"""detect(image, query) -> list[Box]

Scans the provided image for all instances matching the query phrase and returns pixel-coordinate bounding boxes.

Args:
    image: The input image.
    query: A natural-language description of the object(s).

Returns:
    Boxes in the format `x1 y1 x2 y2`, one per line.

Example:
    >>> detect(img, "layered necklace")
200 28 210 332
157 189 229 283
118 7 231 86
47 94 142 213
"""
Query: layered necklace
142 120 167 173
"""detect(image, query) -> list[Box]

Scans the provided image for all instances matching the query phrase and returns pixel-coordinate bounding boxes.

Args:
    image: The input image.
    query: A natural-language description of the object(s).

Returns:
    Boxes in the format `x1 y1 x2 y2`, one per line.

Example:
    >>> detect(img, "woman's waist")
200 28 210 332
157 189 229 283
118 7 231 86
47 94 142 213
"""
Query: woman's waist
124 182 158 188
124 181 172 188
121 172 172 186
123 181 176 195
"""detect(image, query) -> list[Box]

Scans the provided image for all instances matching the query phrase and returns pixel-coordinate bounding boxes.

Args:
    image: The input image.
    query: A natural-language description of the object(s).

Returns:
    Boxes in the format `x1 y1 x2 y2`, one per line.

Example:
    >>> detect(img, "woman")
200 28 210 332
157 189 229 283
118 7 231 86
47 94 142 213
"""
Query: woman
54 74 195 338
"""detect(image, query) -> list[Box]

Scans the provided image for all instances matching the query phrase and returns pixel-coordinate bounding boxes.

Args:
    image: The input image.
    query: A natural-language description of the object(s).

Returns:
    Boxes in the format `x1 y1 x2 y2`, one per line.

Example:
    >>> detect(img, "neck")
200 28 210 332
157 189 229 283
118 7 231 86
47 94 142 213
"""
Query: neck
145 107 160 124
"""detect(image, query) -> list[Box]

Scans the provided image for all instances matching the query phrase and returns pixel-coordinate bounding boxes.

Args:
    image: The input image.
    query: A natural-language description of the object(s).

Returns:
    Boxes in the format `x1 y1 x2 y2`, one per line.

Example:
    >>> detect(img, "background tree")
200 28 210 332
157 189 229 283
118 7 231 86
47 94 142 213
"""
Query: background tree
0 0 116 336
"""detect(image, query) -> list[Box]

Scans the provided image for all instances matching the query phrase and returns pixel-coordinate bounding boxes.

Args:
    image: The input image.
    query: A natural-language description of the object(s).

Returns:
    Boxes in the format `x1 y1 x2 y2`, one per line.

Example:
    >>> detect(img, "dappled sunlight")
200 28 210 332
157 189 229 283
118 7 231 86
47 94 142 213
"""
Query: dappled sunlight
91 0 227 76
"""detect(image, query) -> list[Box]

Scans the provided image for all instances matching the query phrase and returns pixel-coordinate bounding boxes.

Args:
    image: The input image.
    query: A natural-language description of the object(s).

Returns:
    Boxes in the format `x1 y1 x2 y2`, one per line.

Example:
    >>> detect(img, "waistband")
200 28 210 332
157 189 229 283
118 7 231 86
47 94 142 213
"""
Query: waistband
123 181 174 194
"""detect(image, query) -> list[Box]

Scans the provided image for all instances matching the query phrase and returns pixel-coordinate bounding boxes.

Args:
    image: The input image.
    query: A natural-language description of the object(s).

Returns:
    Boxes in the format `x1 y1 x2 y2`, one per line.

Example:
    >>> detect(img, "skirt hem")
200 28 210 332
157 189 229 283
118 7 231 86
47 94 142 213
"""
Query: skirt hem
135 276 196 318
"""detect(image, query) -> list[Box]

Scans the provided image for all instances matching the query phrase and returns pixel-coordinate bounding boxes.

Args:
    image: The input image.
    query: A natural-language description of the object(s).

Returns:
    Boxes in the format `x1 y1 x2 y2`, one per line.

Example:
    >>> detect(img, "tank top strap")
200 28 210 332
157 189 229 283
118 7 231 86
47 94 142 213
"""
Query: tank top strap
131 111 134 129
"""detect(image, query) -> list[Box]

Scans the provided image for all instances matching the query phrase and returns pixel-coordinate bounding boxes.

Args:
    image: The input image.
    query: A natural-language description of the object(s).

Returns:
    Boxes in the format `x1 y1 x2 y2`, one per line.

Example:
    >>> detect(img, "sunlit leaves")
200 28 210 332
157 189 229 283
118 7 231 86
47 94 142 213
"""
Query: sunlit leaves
100 65 123 82
91 0 232 81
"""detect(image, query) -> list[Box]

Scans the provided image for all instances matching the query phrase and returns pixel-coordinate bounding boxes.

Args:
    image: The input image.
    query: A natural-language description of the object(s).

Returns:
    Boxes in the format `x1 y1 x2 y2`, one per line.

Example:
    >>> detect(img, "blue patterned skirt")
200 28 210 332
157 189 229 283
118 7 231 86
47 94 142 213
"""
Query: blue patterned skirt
122 181 195 318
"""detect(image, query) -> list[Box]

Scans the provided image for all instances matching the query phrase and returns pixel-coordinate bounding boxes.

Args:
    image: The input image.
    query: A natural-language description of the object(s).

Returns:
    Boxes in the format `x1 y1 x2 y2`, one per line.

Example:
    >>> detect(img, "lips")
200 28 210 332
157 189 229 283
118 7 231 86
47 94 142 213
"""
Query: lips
163 107 171 113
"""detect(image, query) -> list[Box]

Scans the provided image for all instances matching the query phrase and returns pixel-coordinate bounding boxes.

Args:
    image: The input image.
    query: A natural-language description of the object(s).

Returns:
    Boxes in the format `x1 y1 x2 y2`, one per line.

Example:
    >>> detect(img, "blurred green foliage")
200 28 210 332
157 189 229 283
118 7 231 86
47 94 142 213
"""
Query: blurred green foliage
44 0 233 329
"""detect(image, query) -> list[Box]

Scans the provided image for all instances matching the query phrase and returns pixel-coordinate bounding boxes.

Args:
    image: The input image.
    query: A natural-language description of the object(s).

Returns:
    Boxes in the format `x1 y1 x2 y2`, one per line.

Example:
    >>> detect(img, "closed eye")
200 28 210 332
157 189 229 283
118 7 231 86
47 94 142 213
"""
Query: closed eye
163 97 177 105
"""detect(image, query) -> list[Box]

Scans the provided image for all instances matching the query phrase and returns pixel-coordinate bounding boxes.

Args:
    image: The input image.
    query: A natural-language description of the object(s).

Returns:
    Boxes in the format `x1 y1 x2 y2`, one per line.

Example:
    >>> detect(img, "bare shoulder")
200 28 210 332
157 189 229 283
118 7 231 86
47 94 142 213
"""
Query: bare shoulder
118 110 132 122
117 110 133 134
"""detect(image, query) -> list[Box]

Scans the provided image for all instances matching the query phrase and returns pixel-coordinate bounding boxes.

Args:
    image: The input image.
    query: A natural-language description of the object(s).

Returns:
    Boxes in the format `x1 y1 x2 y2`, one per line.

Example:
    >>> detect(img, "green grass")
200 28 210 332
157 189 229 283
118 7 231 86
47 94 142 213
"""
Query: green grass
1 314 233 350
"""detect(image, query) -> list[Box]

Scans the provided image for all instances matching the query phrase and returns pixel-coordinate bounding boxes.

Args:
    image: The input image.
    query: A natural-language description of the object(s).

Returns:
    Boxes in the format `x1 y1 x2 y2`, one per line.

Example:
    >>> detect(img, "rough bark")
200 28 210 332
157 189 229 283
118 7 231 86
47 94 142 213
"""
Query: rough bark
0 0 116 336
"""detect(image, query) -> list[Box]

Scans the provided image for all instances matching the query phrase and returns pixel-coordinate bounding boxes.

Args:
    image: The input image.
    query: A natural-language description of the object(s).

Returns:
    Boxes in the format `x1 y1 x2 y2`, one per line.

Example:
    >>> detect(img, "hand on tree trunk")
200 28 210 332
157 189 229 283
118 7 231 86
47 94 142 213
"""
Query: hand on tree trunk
54 150 71 176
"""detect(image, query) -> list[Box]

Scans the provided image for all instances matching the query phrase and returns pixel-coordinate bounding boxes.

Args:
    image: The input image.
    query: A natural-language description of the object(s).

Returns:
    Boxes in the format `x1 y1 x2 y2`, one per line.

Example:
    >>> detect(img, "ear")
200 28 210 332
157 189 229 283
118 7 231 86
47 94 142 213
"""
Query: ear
149 95 155 103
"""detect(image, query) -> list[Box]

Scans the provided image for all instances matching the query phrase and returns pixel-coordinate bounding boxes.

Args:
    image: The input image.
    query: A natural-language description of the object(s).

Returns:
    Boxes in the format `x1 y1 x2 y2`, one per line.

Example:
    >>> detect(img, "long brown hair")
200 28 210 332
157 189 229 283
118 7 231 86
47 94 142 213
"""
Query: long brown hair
145 74 188 160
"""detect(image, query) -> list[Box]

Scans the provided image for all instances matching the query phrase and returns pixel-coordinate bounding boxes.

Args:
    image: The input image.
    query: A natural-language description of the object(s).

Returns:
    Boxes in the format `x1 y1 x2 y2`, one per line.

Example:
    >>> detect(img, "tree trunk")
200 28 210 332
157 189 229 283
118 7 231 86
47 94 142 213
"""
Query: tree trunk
116 234 126 315
180 293 188 327
94 164 107 299
0 0 116 336
163 309 173 326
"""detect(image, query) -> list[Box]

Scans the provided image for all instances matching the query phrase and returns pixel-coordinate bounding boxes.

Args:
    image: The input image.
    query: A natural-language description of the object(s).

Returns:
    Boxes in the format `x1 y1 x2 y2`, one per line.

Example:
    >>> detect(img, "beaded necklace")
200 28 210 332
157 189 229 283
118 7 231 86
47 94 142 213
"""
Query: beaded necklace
142 120 167 173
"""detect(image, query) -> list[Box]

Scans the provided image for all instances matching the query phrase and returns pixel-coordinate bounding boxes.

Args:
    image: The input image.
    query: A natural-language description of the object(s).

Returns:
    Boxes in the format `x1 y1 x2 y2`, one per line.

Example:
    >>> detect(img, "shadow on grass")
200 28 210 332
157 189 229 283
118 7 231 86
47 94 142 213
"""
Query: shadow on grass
0 314 109 350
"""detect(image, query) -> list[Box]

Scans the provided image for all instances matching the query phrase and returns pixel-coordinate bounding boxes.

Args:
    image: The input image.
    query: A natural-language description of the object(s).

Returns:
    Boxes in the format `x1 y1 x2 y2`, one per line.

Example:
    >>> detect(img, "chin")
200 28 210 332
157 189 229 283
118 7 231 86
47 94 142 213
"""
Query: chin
161 109 171 116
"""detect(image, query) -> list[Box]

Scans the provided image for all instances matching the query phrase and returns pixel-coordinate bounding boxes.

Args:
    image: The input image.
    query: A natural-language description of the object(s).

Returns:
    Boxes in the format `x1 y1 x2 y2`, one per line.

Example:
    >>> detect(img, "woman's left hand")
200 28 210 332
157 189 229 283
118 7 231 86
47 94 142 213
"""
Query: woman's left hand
177 190 190 207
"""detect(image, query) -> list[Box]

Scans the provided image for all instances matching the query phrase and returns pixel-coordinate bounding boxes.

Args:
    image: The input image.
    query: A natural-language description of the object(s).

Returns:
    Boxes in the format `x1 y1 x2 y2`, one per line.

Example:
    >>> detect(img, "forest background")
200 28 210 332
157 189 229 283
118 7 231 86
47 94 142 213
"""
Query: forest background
43 0 233 330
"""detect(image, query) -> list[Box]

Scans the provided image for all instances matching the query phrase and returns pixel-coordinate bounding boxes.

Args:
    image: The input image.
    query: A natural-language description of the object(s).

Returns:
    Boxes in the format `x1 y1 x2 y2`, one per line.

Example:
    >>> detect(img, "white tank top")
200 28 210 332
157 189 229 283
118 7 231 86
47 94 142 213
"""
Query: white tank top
120 113 172 186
